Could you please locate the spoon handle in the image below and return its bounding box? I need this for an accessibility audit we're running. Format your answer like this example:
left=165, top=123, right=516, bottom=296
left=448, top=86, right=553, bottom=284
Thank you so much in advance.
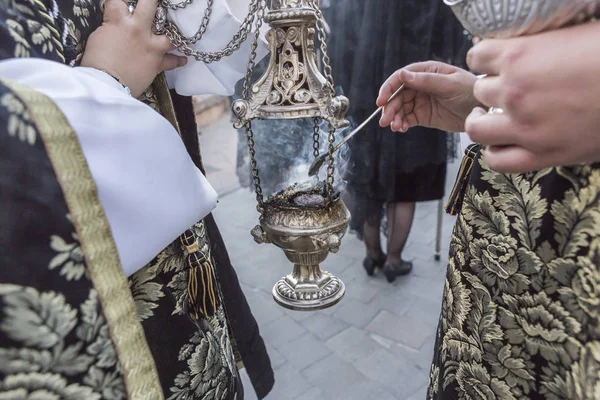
left=333, top=84, right=405, bottom=152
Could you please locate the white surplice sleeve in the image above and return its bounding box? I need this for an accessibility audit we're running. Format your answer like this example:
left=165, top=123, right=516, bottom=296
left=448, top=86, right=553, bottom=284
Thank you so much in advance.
left=0, top=58, right=218, bottom=276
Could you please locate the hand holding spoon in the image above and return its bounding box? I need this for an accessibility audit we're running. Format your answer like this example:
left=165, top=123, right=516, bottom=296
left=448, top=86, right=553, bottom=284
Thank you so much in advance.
left=307, top=84, right=405, bottom=177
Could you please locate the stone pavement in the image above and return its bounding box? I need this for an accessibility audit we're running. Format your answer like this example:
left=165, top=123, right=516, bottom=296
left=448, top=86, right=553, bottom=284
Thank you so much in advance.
left=200, top=112, right=460, bottom=400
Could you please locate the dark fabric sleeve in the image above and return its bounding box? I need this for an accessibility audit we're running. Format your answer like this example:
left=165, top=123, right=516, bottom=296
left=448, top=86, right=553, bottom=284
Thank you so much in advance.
left=169, top=90, right=275, bottom=399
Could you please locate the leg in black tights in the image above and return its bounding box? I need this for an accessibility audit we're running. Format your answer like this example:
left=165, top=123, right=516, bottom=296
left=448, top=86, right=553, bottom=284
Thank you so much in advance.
left=383, top=202, right=416, bottom=282
left=361, top=201, right=385, bottom=276
left=386, top=202, right=416, bottom=264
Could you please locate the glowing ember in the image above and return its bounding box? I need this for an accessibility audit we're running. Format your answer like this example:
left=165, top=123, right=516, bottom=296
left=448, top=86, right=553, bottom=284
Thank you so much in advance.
left=293, top=194, right=325, bottom=207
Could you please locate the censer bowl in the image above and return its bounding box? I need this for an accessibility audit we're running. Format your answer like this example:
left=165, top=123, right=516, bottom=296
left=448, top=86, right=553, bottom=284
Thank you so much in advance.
left=251, top=182, right=350, bottom=311
left=444, top=0, right=599, bottom=38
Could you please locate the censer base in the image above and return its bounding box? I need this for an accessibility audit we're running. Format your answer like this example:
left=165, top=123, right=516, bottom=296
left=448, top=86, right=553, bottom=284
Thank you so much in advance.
left=272, top=271, right=345, bottom=311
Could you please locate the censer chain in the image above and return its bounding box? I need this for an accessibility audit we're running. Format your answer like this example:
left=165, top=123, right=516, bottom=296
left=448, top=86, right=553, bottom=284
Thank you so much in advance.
left=312, top=117, right=320, bottom=158
left=241, top=0, right=266, bottom=213
left=310, top=0, right=335, bottom=96
left=326, top=122, right=335, bottom=191
left=159, top=0, right=263, bottom=63
left=162, top=0, right=214, bottom=46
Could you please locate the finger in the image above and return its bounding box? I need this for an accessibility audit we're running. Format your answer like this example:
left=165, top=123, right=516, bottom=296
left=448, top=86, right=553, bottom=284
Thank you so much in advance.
left=401, top=69, right=457, bottom=97
left=391, top=113, right=412, bottom=133
left=391, top=101, right=420, bottom=132
left=466, top=39, right=505, bottom=76
left=133, top=0, right=158, bottom=26
left=159, top=54, right=188, bottom=71
left=472, top=75, right=502, bottom=109
left=465, top=107, right=521, bottom=147
left=482, top=145, right=551, bottom=173
left=103, top=0, right=128, bottom=21
left=380, top=95, right=408, bottom=127
left=377, top=70, right=403, bottom=107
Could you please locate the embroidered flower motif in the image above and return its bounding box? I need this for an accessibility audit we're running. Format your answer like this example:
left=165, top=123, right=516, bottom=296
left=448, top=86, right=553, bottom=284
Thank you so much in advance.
left=1, top=92, right=36, bottom=145
left=551, top=255, right=600, bottom=321
left=499, top=292, right=581, bottom=365
left=49, top=233, right=86, bottom=281
left=470, top=235, right=542, bottom=294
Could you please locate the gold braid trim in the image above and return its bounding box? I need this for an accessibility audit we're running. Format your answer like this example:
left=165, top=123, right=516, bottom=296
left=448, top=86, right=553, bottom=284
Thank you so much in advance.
left=1, top=79, right=164, bottom=400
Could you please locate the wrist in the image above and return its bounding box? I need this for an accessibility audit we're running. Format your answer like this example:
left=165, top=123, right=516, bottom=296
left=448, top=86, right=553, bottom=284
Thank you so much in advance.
left=96, top=69, right=131, bottom=96
left=76, top=67, right=133, bottom=96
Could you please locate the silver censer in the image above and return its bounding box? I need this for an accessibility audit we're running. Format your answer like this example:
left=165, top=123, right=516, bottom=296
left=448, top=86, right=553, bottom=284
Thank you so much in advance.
left=444, top=0, right=599, bottom=38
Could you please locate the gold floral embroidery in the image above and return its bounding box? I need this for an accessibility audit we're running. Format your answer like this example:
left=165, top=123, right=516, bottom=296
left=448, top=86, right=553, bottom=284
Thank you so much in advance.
left=1, top=92, right=36, bottom=144
left=129, top=268, right=165, bottom=322
left=49, top=232, right=87, bottom=281
left=429, top=156, right=600, bottom=399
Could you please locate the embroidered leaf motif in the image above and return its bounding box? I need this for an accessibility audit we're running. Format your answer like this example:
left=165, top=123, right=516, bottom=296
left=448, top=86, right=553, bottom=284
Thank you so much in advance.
left=52, top=343, right=93, bottom=375
left=0, top=372, right=100, bottom=400
left=129, top=268, right=164, bottom=322
left=466, top=285, right=503, bottom=345
left=463, top=188, right=510, bottom=239
left=442, top=328, right=482, bottom=363
left=482, top=165, right=547, bottom=249
left=552, top=170, right=600, bottom=258
left=0, top=286, right=77, bottom=349
left=0, top=348, right=52, bottom=375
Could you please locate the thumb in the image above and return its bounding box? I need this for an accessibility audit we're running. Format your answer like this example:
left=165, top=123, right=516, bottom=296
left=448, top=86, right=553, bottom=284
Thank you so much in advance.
left=159, top=54, right=188, bottom=71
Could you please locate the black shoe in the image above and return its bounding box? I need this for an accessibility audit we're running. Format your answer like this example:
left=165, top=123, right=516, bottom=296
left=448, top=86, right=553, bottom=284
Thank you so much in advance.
left=383, top=260, right=413, bottom=283
left=363, top=255, right=386, bottom=276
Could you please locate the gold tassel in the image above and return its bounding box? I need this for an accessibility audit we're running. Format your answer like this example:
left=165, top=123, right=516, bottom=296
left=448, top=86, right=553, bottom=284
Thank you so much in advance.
left=181, top=230, right=219, bottom=319
left=445, top=144, right=481, bottom=216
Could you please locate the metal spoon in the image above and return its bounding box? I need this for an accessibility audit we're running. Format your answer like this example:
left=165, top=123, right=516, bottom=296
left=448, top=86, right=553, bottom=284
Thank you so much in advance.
left=307, top=84, right=405, bottom=177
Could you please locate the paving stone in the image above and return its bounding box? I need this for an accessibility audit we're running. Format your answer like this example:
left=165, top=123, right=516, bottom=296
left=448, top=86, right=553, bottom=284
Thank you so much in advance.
left=407, top=384, right=428, bottom=400
left=391, top=339, right=437, bottom=372
left=394, top=274, right=445, bottom=302
left=277, top=333, right=332, bottom=370
left=325, top=327, right=384, bottom=363
left=265, top=345, right=286, bottom=369
left=301, top=353, right=369, bottom=398
left=353, top=346, right=412, bottom=386
left=298, top=313, right=349, bottom=341
left=294, top=387, right=325, bottom=400
left=262, top=315, right=308, bottom=350
left=243, top=289, right=284, bottom=326
left=366, top=311, right=433, bottom=350
left=332, top=298, right=380, bottom=328
left=368, top=290, right=417, bottom=318
left=387, top=371, right=430, bottom=400
left=403, top=296, right=443, bottom=327
left=265, top=363, right=313, bottom=400
left=342, top=278, right=381, bottom=304
left=333, top=381, right=398, bottom=400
